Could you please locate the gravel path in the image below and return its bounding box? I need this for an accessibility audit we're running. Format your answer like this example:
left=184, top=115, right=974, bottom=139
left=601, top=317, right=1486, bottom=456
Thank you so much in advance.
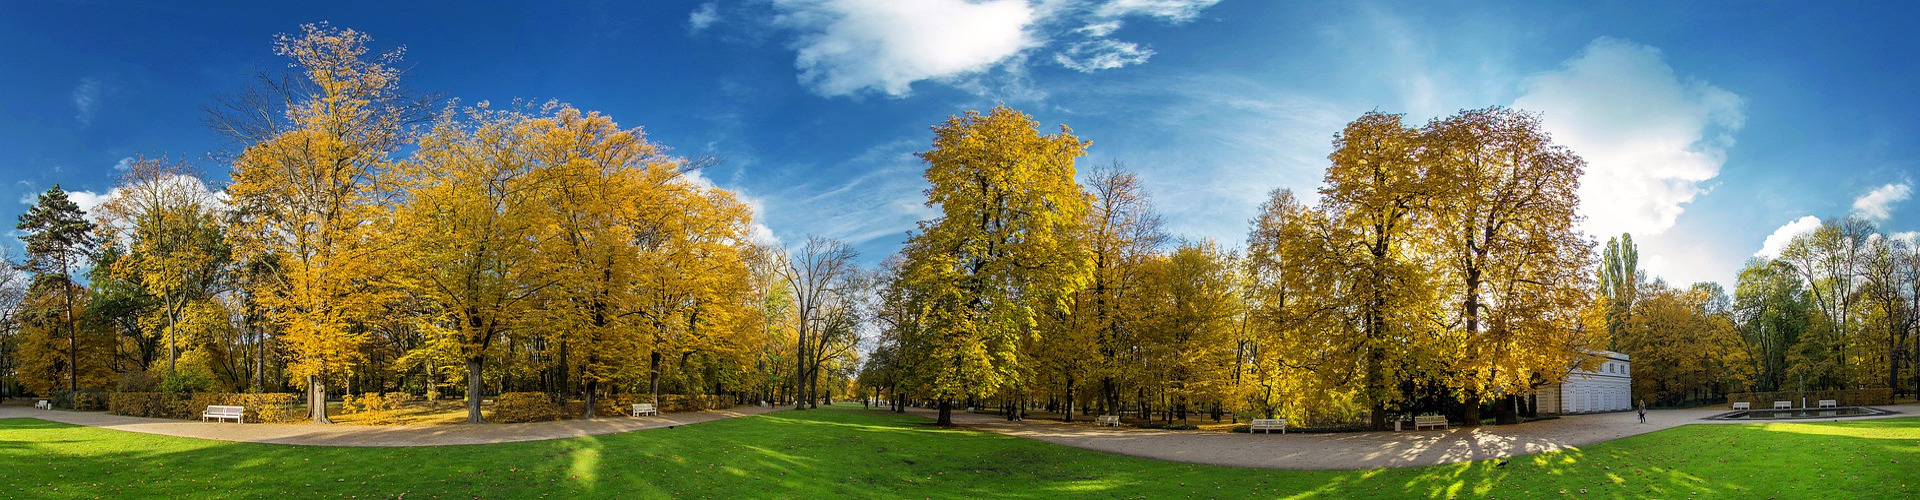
left=906, top=403, right=1915, bottom=470
left=0, top=401, right=781, bottom=447
left=6, top=399, right=1909, bottom=469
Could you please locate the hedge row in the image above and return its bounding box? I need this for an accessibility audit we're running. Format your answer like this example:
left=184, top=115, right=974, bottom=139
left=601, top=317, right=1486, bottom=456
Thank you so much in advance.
left=656, top=394, right=738, bottom=412
left=108, top=393, right=302, bottom=423
left=493, top=392, right=565, bottom=423
left=495, top=393, right=741, bottom=422
left=1726, top=388, right=1892, bottom=407
left=50, top=390, right=109, bottom=411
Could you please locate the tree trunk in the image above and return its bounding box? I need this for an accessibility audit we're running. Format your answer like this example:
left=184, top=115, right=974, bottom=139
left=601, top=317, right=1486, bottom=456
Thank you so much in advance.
left=583, top=379, right=599, bottom=418
left=1496, top=395, right=1520, bottom=425
left=936, top=399, right=953, bottom=426
left=465, top=358, right=485, bottom=423
left=167, top=303, right=178, bottom=375
left=649, top=351, right=663, bottom=407
left=64, top=270, right=76, bottom=401
left=1063, top=378, right=1075, bottom=423
left=1461, top=396, right=1482, bottom=427
left=308, top=375, right=331, bottom=424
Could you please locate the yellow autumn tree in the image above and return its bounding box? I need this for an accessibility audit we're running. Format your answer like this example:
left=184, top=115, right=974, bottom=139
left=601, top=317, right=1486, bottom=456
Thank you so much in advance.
left=1422, top=107, right=1595, bottom=425
left=225, top=24, right=420, bottom=423
left=900, top=105, right=1093, bottom=425
left=630, top=175, right=758, bottom=406
left=1620, top=281, right=1754, bottom=404
left=1318, top=111, right=1438, bottom=429
left=395, top=103, right=560, bottom=423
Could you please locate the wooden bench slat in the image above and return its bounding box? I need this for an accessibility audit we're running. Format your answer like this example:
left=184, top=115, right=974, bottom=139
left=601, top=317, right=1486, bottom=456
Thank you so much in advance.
left=202, top=405, right=244, bottom=423
left=1413, top=415, right=1448, bottom=430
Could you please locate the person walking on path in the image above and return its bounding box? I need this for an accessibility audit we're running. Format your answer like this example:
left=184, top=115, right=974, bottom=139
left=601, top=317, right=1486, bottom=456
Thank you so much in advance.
left=1637, top=400, right=1646, bottom=424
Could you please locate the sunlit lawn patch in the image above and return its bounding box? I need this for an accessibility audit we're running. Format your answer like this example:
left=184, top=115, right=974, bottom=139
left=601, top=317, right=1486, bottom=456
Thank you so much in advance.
left=3, top=407, right=1915, bottom=498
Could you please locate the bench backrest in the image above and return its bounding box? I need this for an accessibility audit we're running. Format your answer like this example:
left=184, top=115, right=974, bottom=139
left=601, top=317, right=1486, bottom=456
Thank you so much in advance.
left=635, top=403, right=656, bottom=409
left=1414, top=416, right=1446, bottom=424
left=1732, top=402, right=1750, bottom=409
left=1250, top=418, right=1284, bottom=426
left=1773, top=401, right=1792, bottom=408
left=1818, top=399, right=1836, bottom=404
left=1095, top=415, right=1119, bottom=423
left=207, top=405, right=244, bottom=415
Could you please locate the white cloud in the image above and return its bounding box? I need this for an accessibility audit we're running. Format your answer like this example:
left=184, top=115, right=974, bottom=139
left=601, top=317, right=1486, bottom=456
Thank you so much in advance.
left=773, top=0, right=1039, bottom=97
left=1850, top=182, right=1911, bottom=222
left=681, top=169, right=782, bottom=247
left=112, top=157, right=134, bottom=171
left=1893, top=231, right=1919, bottom=247
left=767, top=0, right=1224, bottom=97
left=1093, top=0, right=1221, bottom=22
left=1755, top=215, right=1821, bottom=259
left=72, top=77, right=103, bottom=125
left=1055, top=38, right=1154, bottom=72
left=688, top=3, right=719, bottom=33
left=1513, top=37, right=1745, bottom=240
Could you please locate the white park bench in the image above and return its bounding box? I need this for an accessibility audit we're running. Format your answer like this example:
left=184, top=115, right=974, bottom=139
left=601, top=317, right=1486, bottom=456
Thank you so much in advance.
left=1818, top=399, right=1838, bottom=408
left=1248, top=418, right=1287, bottom=434
left=201, top=405, right=244, bottom=423
left=1773, top=401, right=1792, bottom=409
left=631, top=403, right=659, bottom=416
left=1095, top=415, right=1120, bottom=426
left=35, top=400, right=51, bottom=410
left=1731, top=402, right=1751, bottom=410
left=1413, top=415, right=1449, bottom=430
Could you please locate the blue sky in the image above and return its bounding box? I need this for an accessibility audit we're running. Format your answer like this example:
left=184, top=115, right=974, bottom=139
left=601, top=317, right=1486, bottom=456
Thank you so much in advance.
left=2, top=1, right=1915, bottom=289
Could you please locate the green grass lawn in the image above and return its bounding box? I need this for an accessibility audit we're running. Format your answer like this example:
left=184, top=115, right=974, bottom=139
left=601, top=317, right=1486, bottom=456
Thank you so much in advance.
left=3, top=407, right=1915, bottom=499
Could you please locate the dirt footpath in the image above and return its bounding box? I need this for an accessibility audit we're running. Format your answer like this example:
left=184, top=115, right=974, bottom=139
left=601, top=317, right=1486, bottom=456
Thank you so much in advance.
left=0, top=401, right=781, bottom=446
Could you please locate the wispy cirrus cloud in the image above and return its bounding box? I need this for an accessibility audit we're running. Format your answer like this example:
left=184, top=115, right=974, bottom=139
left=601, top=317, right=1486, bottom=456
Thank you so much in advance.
left=72, top=77, right=103, bottom=125
left=688, top=2, right=719, bottom=33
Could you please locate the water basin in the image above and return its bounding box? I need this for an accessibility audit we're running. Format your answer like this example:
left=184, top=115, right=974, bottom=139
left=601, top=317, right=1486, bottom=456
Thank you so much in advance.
left=1706, top=406, right=1893, bottom=420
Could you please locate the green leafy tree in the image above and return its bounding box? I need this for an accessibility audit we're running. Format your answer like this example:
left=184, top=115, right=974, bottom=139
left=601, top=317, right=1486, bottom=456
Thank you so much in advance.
left=16, top=186, right=99, bottom=400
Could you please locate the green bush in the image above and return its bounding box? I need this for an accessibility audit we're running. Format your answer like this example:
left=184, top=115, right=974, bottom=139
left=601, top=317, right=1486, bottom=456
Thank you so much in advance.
left=53, top=390, right=108, bottom=411
left=493, top=392, right=564, bottom=423
left=117, top=371, right=160, bottom=392
left=159, top=370, right=214, bottom=394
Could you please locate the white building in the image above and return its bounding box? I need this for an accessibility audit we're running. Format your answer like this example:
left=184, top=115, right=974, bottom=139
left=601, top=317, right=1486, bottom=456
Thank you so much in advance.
left=1535, top=350, right=1632, bottom=414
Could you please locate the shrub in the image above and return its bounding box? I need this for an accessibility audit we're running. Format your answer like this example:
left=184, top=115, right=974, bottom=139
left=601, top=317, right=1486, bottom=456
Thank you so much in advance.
left=109, top=392, right=187, bottom=418
left=654, top=394, right=739, bottom=412
left=52, top=390, right=109, bottom=411
left=342, top=392, right=403, bottom=425
left=117, top=371, right=160, bottom=392
left=159, top=370, right=214, bottom=394
left=493, top=392, right=563, bottom=423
